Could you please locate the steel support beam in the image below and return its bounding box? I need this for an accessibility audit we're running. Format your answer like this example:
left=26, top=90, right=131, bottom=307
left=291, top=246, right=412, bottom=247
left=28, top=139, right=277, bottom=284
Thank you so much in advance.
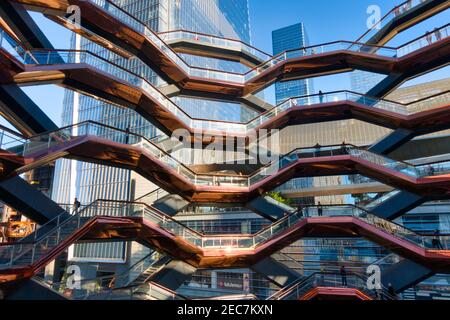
left=4, top=278, right=67, bottom=300
left=391, top=135, right=450, bottom=161
left=369, top=190, right=427, bottom=221
left=252, top=257, right=302, bottom=287
left=152, top=194, right=190, bottom=217
left=0, top=2, right=55, bottom=50
left=150, top=260, right=196, bottom=291
left=369, top=128, right=416, bottom=156
left=0, top=176, right=69, bottom=225
left=246, top=196, right=294, bottom=222
left=363, top=0, right=449, bottom=46
left=381, top=259, right=434, bottom=293
left=0, top=84, right=58, bottom=136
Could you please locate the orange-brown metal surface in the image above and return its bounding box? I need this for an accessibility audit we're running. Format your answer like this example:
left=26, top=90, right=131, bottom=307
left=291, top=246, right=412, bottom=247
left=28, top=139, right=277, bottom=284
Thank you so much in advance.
left=298, top=287, right=373, bottom=300
left=2, top=136, right=450, bottom=203
left=1, top=214, right=450, bottom=285
left=0, top=49, right=449, bottom=142
left=7, top=0, right=450, bottom=98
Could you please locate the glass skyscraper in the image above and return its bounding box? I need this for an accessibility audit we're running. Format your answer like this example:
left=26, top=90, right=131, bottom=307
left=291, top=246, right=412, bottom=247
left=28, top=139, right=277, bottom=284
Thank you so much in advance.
left=350, top=70, right=386, bottom=94
left=51, top=0, right=252, bottom=268
left=167, top=0, right=250, bottom=42
left=272, top=23, right=314, bottom=105
left=272, top=23, right=315, bottom=201
left=168, top=0, right=256, bottom=124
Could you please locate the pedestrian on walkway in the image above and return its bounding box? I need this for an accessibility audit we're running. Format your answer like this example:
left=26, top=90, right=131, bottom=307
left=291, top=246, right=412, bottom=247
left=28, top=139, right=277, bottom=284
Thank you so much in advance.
left=73, top=197, right=81, bottom=214
left=341, top=141, right=348, bottom=154
left=432, top=229, right=444, bottom=249
left=314, top=143, right=322, bottom=157
left=434, top=27, right=442, bottom=41
left=319, top=90, right=324, bottom=104
left=297, top=203, right=304, bottom=217
left=125, top=126, right=131, bottom=144
left=425, top=31, right=433, bottom=45
left=317, top=201, right=323, bottom=217
left=340, top=265, right=347, bottom=287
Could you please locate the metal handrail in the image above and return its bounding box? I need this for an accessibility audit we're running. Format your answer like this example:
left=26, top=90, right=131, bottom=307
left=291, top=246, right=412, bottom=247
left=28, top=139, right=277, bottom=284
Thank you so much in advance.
left=83, top=0, right=446, bottom=78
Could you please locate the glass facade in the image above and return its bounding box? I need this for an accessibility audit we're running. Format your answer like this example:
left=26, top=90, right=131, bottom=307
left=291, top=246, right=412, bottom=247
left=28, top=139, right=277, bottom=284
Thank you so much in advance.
left=272, top=23, right=314, bottom=105
left=272, top=22, right=314, bottom=201
left=350, top=70, right=386, bottom=94
left=167, top=0, right=250, bottom=43
left=34, top=0, right=449, bottom=301
left=167, top=0, right=256, bottom=123
left=51, top=0, right=252, bottom=263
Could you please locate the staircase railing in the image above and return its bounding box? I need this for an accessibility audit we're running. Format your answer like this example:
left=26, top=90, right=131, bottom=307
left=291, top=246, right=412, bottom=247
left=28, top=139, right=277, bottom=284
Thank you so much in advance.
left=1, top=198, right=448, bottom=272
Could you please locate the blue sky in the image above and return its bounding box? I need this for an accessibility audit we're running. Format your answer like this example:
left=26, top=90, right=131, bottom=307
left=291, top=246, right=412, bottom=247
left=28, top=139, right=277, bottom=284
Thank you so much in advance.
left=249, top=0, right=449, bottom=101
left=3, top=1, right=449, bottom=129
left=250, top=0, right=393, bottom=52
left=250, top=0, right=448, bottom=51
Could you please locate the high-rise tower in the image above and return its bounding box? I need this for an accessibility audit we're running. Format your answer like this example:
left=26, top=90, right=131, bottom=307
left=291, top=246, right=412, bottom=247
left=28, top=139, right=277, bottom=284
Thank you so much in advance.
left=51, top=0, right=252, bottom=272
left=272, top=23, right=314, bottom=105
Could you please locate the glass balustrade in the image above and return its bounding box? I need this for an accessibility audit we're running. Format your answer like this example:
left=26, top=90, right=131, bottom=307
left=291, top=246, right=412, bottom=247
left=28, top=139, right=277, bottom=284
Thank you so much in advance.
left=347, top=148, right=419, bottom=177
left=244, top=90, right=447, bottom=131
left=40, top=278, right=184, bottom=300
left=1, top=26, right=449, bottom=138
left=356, top=0, right=435, bottom=44
left=3, top=121, right=450, bottom=192
left=40, top=250, right=164, bottom=299
left=14, top=0, right=447, bottom=86
left=364, top=190, right=401, bottom=210
left=89, top=0, right=243, bottom=83
left=0, top=28, right=26, bottom=63
left=245, top=24, right=449, bottom=81
left=159, top=30, right=271, bottom=62
left=371, top=253, right=403, bottom=273
left=105, top=282, right=185, bottom=300
left=244, top=42, right=393, bottom=81
left=416, top=161, right=450, bottom=177
left=0, top=129, right=26, bottom=154
left=303, top=205, right=450, bottom=250
left=407, top=91, right=450, bottom=113
left=1, top=195, right=448, bottom=274
left=0, top=211, right=91, bottom=269
left=135, top=188, right=169, bottom=206
left=113, top=251, right=162, bottom=287
left=397, top=25, right=449, bottom=57
left=58, top=271, right=395, bottom=300
left=141, top=201, right=450, bottom=251
left=268, top=272, right=378, bottom=300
